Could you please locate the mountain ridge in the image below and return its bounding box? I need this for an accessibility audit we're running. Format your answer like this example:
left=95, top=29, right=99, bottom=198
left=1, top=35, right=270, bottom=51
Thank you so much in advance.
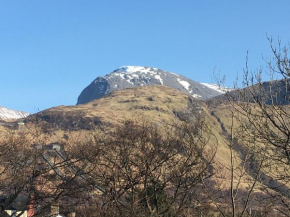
left=0, top=106, right=29, bottom=121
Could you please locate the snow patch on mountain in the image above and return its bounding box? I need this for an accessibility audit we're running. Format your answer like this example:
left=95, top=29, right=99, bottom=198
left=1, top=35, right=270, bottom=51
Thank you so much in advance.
left=112, top=66, right=179, bottom=78
left=201, top=83, right=233, bottom=94
left=177, top=78, right=190, bottom=91
left=0, top=107, right=30, bottom=121
left=115, top=66, right=157, bottom=75
left=192, top=94, right=202, bottom=99
left=155, top=75, right=163, bottom=85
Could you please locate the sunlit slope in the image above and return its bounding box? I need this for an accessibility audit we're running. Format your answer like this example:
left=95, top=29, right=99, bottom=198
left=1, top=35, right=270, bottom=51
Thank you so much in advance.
left=207, top=99, right=290, bottom=198
left=24, top=85, right=247, bottom=173
left=27, top=85, right=204, bottom=130
left=25, top=85, right=246, bottom=181
left=3, top=85, right=282, bottom=202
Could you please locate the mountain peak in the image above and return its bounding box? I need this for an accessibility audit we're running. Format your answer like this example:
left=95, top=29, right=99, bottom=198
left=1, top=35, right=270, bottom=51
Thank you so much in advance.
left=77, top=66, right=224, bottom=105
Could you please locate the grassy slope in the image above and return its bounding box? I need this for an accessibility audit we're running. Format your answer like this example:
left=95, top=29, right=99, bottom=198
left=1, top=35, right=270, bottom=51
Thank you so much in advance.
left=38, top=85, right=201, bottom=125
left=24, top=86, right=254, bottom=188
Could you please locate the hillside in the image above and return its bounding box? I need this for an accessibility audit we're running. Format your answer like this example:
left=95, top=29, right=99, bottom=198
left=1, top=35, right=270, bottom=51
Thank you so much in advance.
left=24, top=86, right=263, bottom=188
left=24, top=86, right=232, bottom=172
left=2, top=85, right=290, bottom=216
left=27, top=85, right=204, bottom=131
left=23, top=85, right=281, bottom=180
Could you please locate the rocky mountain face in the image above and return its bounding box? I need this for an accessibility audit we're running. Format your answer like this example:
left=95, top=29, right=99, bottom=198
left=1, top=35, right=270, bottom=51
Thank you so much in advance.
left=0, top=106, right=29, bottom=121
left=77, top=66, right=225, bottom=105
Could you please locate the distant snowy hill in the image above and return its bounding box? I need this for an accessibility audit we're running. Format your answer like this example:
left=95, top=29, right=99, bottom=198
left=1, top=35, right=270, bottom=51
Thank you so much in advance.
left=77, top=66, right=225, bottom=104
left=0, top=106, right=30, bottom=121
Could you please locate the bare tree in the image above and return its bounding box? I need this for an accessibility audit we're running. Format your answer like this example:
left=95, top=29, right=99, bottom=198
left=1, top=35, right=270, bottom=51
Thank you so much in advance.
left=68, top=116, right=217, bottom=217
left=205, top=101, right=268, bottom=217
left=0, top=110, right=217, bottom=217
left=0, top=129, right=94, bottom=216
left=220, top=37, right=290, bottom=216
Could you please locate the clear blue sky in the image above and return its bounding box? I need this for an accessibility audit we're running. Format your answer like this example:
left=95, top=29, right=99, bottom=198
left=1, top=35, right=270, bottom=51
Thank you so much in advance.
left=1, top=1, right=290, bottom=113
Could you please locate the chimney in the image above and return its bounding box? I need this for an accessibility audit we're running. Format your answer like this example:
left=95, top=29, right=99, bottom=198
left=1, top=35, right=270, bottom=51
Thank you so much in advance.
left=68, top=212, right=76, bottom=217
left=27, top=194, right=35, bottom=217
left=51, top=202, right=59, bottom=217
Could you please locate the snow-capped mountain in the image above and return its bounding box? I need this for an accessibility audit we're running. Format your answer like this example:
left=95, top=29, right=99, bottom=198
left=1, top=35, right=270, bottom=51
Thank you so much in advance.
left=0, top=106, right=30, bottom=121
left=77, top=66, right=224, bottom=105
